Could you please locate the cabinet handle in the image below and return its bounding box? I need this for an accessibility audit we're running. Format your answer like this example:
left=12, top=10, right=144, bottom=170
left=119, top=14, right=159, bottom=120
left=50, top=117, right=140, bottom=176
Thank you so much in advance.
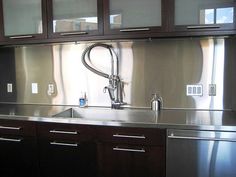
left=0, top=137, right=22, bottom=143
left=113, top=134, right=146, bottom=139
left=0, top=126, right=21, bottom=131
left=49, top=130, right=78, bottom=135
left=50, top=141, right=78, bottom=147
left=168, top=135, right=236, bottom=142
left=9, top=35, right=34, bottom=39
left=113, top=147, right=145, bottom=153
left=187, top=25, right=220, bottom=29
left=120, top=28, right=150, bottom=32
left=60, top=32, right=88, bottom=36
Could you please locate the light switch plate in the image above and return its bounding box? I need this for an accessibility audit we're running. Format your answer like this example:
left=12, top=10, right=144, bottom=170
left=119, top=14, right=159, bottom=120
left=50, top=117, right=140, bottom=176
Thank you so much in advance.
left=32, top=83, right=38, bottom=94
left=7, top=83, right=13, bottom=93
left=186, top=85, right=203, bottom=96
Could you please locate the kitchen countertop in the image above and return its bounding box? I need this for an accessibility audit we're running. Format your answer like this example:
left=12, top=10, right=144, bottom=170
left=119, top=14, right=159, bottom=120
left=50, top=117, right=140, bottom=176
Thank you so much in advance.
left=0, top=104, right=236, bottom=131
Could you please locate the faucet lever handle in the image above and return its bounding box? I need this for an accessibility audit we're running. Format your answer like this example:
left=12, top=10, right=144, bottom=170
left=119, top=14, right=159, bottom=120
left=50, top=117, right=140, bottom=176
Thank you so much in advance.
left=103, top=87, right=107, bottom=93
left=103, top=86, right=115, bottom=101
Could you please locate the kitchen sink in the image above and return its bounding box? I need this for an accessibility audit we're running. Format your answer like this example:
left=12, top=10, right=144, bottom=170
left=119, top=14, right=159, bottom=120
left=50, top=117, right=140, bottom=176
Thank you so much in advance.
left=52, top=107, right=158, bottom=123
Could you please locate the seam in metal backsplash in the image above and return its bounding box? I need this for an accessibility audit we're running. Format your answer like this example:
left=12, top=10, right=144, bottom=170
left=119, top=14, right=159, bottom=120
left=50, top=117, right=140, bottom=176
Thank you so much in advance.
left=0, top=37, right=235, bottom=110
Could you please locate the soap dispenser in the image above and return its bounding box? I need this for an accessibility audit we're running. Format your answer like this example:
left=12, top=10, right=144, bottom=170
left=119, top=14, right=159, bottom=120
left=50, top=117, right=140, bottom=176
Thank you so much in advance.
left=79, top=92, right=87, bottom=107
left=151, top=93, right=162, bottom=111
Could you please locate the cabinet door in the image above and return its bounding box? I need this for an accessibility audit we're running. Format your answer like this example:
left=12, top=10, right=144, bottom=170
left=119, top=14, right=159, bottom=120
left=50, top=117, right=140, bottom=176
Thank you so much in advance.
left=0, top=0, right=47, bottom=41
left=98, top=143, right=165, bottom=177
left=47, top=0, right=103, bottom=38
left=104, top=0, right=167, bottom=35
left=0, top=136, right=39, bottom=177
left=39, top=138, right=97, bottom=177
left=173, top=0, right=236, bottom=32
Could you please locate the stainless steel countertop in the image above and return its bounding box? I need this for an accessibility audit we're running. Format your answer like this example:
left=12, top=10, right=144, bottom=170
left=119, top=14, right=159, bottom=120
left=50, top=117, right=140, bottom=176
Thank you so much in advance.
left=0, top=104, right=236, bottom=131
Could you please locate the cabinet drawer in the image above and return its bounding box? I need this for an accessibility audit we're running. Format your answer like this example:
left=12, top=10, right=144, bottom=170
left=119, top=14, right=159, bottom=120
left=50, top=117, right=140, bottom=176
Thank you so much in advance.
left=0, top=120, right=36, bottom=137
left=97, top=126, right=166, bottom=146
left=98, top=142, right=165, bottom=177
left=37, top=122, right=96, bottom=141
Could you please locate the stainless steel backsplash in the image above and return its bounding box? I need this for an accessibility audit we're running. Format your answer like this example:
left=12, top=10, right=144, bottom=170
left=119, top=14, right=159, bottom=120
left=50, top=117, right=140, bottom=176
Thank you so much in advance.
left=0, top=37, right=235, bottom=110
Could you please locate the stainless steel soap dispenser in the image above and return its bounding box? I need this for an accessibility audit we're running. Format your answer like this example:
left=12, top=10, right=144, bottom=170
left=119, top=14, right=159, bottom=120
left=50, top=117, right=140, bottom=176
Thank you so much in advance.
left=151, top=93, right=162, bottom=111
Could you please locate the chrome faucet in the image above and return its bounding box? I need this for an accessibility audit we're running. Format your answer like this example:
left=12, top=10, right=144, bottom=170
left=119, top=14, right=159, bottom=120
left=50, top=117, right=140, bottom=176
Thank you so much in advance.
left=82, top=43, right=126, bottom=109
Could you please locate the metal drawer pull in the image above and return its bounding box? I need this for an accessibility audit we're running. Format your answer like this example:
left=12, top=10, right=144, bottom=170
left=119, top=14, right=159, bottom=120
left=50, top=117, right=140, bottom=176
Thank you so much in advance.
left=0, top=137, right=22, bottom=142
left=113, top=147, right=145, bottom=153
left=60, top=31, right=88, bottom=36
left=9, top=35, right=34, bottom=39
left=187, top=25, right=220, bottom=29
left=49, top=130, right=78, bottom=135
left=50, top=141, right=78, bottom=147
left=0, top=126, right=21, bottom=130
left=168, top=135, right=236, bottom=142
left=120, top=28, right=150, bottom=32
left=113, top=134, right=146, bottom=139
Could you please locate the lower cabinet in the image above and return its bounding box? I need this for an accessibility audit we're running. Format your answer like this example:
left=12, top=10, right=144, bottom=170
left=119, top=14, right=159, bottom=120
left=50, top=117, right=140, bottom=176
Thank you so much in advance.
left=37, top=123, right=97, bottom=177
left=97, top=127, right=166, bottom=177
left=0, top=120, right=166, bottom=177
left=97, top=143, right=165, bottom=177
left=0, top=120, right=39, bottom=177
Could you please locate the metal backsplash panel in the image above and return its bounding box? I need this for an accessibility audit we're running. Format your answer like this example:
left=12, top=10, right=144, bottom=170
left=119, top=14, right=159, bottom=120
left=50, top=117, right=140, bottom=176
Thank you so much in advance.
left=0, top=37, right=235, bottom=110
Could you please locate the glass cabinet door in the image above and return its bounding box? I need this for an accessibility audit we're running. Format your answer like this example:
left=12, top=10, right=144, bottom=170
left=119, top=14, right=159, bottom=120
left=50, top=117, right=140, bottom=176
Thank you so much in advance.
left=174, top=0, right=235, bottom=30
left=49, top=0, right=101, bottom=37
left=106, top=0, right=163, bottom=33
left=2, top=0, right=45, bottom=37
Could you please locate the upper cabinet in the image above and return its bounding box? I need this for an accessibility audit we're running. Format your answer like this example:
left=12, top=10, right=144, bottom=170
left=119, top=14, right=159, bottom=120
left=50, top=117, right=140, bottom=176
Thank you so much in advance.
left=0, top=0, right=236, bottom=44
left=171, top=0, right=236, bottom=33
left=47, top=0, right=103, bottom=38
left=0, top=0, right=47, bottom=41
left=103, top=0, right=167, bottom=36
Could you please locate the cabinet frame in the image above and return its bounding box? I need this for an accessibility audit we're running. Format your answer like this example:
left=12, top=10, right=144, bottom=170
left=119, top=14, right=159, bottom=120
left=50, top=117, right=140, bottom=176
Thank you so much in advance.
left=47, top=0, right=104, bottom=39
left=103, top=0, right=170, bottom=38
left=168, top=0, right=236, bottom=36
left=0, top=0, right=48, bottom=42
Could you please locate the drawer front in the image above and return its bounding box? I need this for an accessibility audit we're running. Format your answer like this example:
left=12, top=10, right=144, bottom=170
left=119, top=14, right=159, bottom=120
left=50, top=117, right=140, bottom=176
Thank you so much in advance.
left=37, top=122, right=96, bottom=141
left=98, top=142, right=165, bottom=177
left=0, top=120, right=36, bottom=137
left=97, top=126, right=166, bottom=146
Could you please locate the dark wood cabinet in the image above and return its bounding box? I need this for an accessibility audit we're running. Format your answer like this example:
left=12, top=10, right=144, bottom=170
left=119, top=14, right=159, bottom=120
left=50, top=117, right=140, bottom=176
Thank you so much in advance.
left=0, top=120, right=39, bottom=177
left=47, top=0, right=103, bottom=39
left=169, top=0, right=236, bottom=36
left=0, top=0, right=47, bottom=42
left=103, top=0, right=169, bottom=38
left=98, top=143, right=165, bottom=177
left=37, top=122, right=97, bottom=177
left=97, top=126, right=166, bottom=177
left=0, top=0, right=236, bottom=44
left=0, top=118, right=166, bottom=177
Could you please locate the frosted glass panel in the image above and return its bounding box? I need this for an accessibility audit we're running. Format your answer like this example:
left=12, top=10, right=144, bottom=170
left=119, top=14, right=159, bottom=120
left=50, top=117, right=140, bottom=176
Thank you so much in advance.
left=53, top=0, right=98, bottom=32
left=110, top=0, right=161, bottom=29
left=3, top=0, right=43, bottom=36
left=175, top=0, right=235, bottom=25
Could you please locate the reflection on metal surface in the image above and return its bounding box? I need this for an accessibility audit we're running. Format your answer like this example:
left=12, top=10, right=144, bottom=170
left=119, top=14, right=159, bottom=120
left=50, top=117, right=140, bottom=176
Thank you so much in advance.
left=0, top=37, right=235, bottom=110
left=167, top=129, right=236, bottom=177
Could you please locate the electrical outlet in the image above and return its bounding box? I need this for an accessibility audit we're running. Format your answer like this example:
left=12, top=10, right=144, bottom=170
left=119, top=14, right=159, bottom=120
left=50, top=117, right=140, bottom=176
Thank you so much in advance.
left=186, top=85, right=203, bottom=96
left=32, top=83, right=38, bottom=94
left=47, top=84, right=54, bottom=95
left=209, top=84, right=216, bottom=96
left=7, top=83, right=12, bottom=93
